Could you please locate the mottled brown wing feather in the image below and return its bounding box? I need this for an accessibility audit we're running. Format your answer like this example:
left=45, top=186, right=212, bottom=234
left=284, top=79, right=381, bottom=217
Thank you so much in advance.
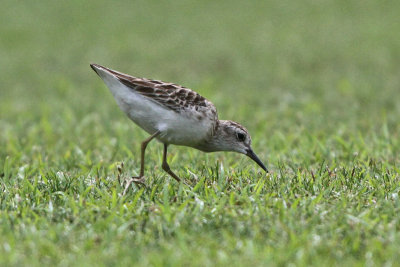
left=95, top=64, right=219, bottom=135
left=112, top=70, right=216, bottom=115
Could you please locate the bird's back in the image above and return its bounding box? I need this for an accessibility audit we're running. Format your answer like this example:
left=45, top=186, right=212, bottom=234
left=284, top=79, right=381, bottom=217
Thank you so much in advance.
left=91, top=64, right=219, bottom=146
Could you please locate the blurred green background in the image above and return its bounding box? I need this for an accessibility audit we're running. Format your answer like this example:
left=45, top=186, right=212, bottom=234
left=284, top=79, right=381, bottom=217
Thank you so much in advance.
left=1, top=0, right=400, bottom=266
left=2, top=0, right=399, bottom=133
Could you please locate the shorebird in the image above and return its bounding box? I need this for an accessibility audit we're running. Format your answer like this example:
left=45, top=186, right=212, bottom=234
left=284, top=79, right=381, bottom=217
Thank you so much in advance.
left=90, top=64, right=267, bottom=193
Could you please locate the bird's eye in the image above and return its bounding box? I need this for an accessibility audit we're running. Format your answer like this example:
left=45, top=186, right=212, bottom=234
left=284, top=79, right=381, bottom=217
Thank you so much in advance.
left=236, top=132, right=246, bottom=142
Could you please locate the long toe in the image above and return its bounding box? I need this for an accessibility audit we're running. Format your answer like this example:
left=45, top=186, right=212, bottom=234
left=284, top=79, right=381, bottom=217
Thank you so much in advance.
left=122, top=176, right=147, bottom=196
left=131, top=177, right=147, bottom=186
left=182, top=179, right=191, bottom=188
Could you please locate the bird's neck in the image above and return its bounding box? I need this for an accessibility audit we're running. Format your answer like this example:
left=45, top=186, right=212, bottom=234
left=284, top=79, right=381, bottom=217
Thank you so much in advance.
left=193, top=120, right=227, bottom=152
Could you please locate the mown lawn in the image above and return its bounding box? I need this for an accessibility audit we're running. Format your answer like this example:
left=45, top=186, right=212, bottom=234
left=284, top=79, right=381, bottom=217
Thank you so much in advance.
left=1, top=0, right=400, bottom=266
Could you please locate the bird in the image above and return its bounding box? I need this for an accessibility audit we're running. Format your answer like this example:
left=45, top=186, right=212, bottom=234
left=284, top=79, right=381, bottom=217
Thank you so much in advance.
left=90, top=63, right=267, bottom=193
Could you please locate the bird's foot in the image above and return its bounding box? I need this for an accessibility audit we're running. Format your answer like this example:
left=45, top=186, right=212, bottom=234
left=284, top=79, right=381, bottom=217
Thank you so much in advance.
left=122, top=176, right=146, bottom=196
left=181, top=179, right=191, bottom=188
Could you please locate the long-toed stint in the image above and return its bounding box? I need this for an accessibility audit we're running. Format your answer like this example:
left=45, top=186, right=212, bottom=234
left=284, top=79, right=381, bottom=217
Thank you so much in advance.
left=90, top=64, right=267, bottom=194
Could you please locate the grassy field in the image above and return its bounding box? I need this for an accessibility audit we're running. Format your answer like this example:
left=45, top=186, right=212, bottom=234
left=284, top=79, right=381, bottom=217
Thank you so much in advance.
left=1, top=0, right=400, bottom=266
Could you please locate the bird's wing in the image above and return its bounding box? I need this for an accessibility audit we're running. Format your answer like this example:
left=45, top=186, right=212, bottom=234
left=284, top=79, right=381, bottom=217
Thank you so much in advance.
left=97, top=65, right=218, bottom=118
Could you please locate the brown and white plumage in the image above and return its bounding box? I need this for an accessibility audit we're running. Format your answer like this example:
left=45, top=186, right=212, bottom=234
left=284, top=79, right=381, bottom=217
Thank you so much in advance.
left=91, top=64, right=218, bottom=146
left=90, top=63, right=267, bottom=191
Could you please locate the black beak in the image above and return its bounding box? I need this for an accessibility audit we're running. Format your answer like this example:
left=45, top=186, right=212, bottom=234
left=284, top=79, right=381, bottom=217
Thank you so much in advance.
left=90, top=63, right=100, bottom=75
left=246, top=148, right=268, bottom=173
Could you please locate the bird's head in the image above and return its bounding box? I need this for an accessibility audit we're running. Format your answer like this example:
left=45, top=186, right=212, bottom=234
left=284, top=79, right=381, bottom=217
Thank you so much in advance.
left=203, top=120, right=268, bottom=172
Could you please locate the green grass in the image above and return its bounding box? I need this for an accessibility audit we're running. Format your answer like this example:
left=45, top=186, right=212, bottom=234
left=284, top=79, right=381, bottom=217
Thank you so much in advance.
left=1, top=0, right=400, bottom=266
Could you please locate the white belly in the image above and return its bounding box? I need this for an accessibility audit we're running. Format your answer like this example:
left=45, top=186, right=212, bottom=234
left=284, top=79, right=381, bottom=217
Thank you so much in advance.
left=99, top=71, right=213, bottom=146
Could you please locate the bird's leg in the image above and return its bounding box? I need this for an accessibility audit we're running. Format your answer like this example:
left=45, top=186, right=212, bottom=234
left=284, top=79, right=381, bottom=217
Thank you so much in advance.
left=123, top=131, right=160, bottom=195
left=161, top=143, right=182, bottom=183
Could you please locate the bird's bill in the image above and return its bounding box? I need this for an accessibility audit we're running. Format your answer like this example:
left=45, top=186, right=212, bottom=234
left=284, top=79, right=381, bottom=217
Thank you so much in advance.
left=246, top=148, right=268, bottom=173
left=90, top=63, right=104, bottom=75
